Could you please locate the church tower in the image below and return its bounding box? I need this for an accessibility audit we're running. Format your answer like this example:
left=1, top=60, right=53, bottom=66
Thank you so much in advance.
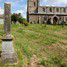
left=27, top=0, right=39, bottom=22
left=27, top=0, right=39, bottom=7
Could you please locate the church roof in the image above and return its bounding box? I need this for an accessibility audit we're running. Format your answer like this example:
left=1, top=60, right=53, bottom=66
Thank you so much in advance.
left=38, top=6, right=67, bottom=8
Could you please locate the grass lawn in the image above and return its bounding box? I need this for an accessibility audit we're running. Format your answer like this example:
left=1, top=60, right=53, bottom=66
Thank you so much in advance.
left=0, top=24, right=67, bottom=67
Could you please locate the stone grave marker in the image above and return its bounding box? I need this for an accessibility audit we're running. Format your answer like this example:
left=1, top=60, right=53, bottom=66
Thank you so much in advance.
left=1, top=2, right=17, bottom=64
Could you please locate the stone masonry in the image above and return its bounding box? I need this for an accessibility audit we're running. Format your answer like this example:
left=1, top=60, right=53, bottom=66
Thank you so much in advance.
left=1, top=2, right=17, bottom=64
left=27, top=0, right=67, bottom=24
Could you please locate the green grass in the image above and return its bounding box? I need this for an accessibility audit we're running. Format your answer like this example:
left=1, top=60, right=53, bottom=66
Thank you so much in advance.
left=0, top=24, right=67, bottom=67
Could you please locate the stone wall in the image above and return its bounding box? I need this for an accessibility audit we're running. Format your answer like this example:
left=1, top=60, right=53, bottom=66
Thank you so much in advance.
left=27, top=0, right=67, bottom=24
left=29, top=14, right=67, bottom=24
left=28, top=6, right=37, bottom=14
left=29, top=15, right=39, bottom=24
left=38, top=6, right=67, bottom=14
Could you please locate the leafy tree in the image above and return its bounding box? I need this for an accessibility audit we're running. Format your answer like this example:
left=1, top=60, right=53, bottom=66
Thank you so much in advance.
left=11, top=13, right=27, bottom=24
left=18, top=17, right=23, bottom=24
left=11, top=13, right=18, bottom=24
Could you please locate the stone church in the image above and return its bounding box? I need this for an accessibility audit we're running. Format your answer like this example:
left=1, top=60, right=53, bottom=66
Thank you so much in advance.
left=27, top=0, right=67, bottom=24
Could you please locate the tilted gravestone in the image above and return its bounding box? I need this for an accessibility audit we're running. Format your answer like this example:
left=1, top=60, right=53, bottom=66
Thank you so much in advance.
left=1, top=2, right=17, bottom=64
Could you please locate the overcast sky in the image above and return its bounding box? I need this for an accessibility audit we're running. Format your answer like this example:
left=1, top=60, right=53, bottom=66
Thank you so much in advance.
left=0, top=0, right=67, bottom=18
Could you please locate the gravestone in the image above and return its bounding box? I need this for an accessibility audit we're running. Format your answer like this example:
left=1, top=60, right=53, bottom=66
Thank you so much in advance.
left=4, top=2, right=11, bottom=33
left=1, top=2, right=17, bottom=64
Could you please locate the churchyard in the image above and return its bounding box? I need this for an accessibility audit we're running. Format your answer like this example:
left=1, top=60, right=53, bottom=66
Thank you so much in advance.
left=0, top=24, right=67, bottom=67
left=0, top=2, right=66, bottom=67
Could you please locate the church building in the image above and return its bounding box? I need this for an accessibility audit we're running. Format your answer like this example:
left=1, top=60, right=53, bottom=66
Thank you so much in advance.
left=27, top=0, right=67, bottom=24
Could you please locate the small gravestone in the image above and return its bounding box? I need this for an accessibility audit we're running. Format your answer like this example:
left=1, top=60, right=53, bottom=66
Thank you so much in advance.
left=1, top=2, right=17, bottom=64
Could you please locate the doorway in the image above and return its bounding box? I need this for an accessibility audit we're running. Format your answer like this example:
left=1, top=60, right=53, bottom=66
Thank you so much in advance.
left=53, top=17, right=58, bottom=24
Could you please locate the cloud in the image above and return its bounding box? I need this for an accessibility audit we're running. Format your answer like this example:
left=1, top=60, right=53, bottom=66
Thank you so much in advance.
left=0, top=0, right=67, bottom=18
left=10, top=0, right=27, bottom=18
left=15, top=5, right=27, bottom=18
left=40, top=0, right=67, bottom=6
left=15, top=9, right=26, bottom=18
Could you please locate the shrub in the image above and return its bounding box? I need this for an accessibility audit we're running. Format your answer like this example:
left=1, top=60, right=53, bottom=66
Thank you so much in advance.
left=18, top=17, right=23, bottom=24
left=11, top=13, right=18, bottom=24
left=23, top=21, right=29, bottom=26
left=23, top=18, right=29, bottom=26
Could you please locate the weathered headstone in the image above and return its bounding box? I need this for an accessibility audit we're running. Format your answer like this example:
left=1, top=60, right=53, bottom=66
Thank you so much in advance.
left=4, top=2, right=11, bottom=34
left=1, top=2, right=17, bottom=64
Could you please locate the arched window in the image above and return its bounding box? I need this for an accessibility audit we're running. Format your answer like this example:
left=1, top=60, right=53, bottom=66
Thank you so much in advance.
left=34, top=2, right=36, bottom=6
left=44, top=17, right=46, bottom=20
left=63, top=8, right=66, bottom=13
left=43, top=8, right=45, bottom=12
left=66, top=18, right=67, bottom=21
left=56, top=8, right=59, bottom=12
left=49, top=8, right=52, bottom=12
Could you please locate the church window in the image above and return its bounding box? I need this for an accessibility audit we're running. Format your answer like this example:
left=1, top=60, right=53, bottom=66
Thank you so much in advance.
left=34, top=2, right=36, bottom=6
left=44, top=17, right=46, bottom=20
left=49, top=8, right=52, bottom=12
left=63, top=8, right=66, bottom=13
left=66, top=18, right=67, bottom=21
left=56, top=8, right=59, bottom=12
left=43, top=8, right=45, bottom=12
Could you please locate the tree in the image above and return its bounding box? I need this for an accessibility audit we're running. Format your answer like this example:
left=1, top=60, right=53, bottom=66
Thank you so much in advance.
left=18, top=17, right=23, bottom=24
left=11, top=13, right=27, bottom=24
left=11, top=13, right=18, bottom=23
left=11, top=13, right=18, bottom=24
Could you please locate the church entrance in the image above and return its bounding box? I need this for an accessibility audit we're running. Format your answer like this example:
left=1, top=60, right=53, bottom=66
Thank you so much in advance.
left=53, top=17, right=58, bottom=24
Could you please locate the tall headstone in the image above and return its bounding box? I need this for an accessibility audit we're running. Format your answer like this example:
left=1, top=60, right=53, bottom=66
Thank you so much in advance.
left=1, top=2, right=17, bottom=64
left=4, top=2, right=11, bottom=34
